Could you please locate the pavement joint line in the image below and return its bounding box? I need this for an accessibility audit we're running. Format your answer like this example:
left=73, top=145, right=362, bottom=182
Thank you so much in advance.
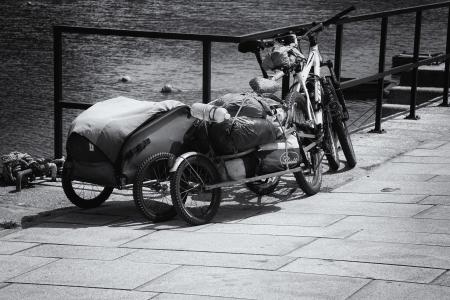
left=117, top=247, right=284, bottom=257
left=2, top=281, right=141, bottom=292
left=110, top=248, right=141, bottom=261
left=132, top=264, right=184, bottom=292
left=272, top=256, right=299, bottom=271
left=426, top=175, right=441, bottom=182
left=9, top=242, right=42, bottom=255
left=150, top=291, right=254, bottom=300
left=0, top=283, right=11, bottom=290
left=430, top=269, right=450, bottom=284
left=116, top=229, right=158, bottom=248
left=323, top=215, right=349, bottom=228
left=342, top=236, right=450, bottom=248
left=342, top=229, right=364, bottom=239
left=3, top=257, right=60, bottom=282
left=345, top=278, right=374, bottom=300
left=411, top=204, right=438, bottom=218
left=285, top=256, right=449, bottom=272
left=283, top=237, right=319, bottom=257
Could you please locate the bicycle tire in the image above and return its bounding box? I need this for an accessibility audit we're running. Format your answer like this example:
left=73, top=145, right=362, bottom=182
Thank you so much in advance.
left=170, top=155, right=221, bottom=225
left=323, top=110, right=340, bottom=171
left=333, top=119, right=357, bottom=168
left=133, top=152, right=177, bottom=222
left=246, top=176, right=280, bottom=196
left=293, top=147, right=322, bottom=195
left=62, top=161, right=113, bottom=209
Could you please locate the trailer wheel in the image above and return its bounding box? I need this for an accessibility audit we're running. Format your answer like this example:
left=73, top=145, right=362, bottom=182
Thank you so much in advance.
left=62, top=161, right=113, bottom=209
left=133, top=152, right=177, bottom=222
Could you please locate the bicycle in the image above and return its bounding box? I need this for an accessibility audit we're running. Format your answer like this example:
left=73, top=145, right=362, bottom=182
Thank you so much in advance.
left=240, top=6, right=357, bottom=193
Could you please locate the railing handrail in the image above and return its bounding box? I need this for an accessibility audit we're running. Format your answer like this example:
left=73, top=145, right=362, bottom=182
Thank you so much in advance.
left=54, top=25, right=240, bottom=43
left=339, top=1, right=450, bottom=24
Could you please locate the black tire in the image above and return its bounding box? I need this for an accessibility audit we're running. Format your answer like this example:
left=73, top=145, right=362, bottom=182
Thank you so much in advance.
left=294, top=147, right=322, bottom=195
left=170, top=155, right=221, bottom=225
left=323, top=111, right=340, bottom=171
left=334, top=119, right=357, bottom=168
left=246, top=176, right=280, bottom=196
left=133, top=152, right=177, bottom=222
left=62, top=161, right=113, bottom=209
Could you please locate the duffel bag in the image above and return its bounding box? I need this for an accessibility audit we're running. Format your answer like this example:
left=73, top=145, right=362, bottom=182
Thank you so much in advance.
left=256, top=134, right=301, bottom=175
left=209, top=117, right=278, bottom=155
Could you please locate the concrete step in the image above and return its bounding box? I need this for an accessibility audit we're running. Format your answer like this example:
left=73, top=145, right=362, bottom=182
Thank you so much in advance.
left=399, top=63, right=449, bottom=87
left=387, top=86, right=443, bottom=105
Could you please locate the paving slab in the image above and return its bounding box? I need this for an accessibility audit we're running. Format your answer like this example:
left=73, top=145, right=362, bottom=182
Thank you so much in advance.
left=428, top=175, right=450, bottom=182
left=17, top=244, right=134, bottom=260
left=432, top=270, right=450, bottom=286
left=364, top=173, right=436, bottom=182
left=10, top=258, right=178, bottom=290
left=237, top=211, right=345, bottom=226
left=419, top=195, right=450, bottom=205
left=0, top=241, right=37, bottom=254
left=373, top=162, right=450, bottom=175
left=1, top=222, right=152, bottom=247
left=414, top=205, right=450, bottom=219
left=417, top=140, right=449, bottom=149
left=0, top=255, right=55, bottom=282
left=400, top=148, right=450, bottom=157
left=310, top=192, right=425, bottom=203
left=279, top=258, right=444, bottom=283
left=276, top=198, right=429, bottom=217
left=139, top=265, right=369, bottom=299
left=123, top=248, right=294, bottom=270
left=391, top=156, right=450, bottom=164
left=328, top=215, right=450, bottom=234
left=0, top=284, right=156, bottom=300
left=197, top=223, right=356, bottom=238
left=47, top=212, right=125, bottom=225
left=349, top=280, right=450, bottom=300
left=152, top=294, right=241, bottom=300
left=349, top=229, right=450, bottom=247
left=334, top=179, right=450, bottom=195
left=288, top=238, right=450, bottom=269
left=122, top=230, right=313, bottom=255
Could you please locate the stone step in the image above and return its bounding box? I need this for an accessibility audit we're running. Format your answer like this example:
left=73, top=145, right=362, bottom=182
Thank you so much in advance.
left=399, top=63, right=450, bottom=87
left=387, top=86, right=444, bottom=105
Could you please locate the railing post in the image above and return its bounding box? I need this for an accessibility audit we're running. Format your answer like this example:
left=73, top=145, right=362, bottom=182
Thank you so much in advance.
left=334, top=24, right=343, bottom=81
left=406, top=10, right=422, bottom=120
left=371, top=17, right=388, bottom=133
left=53, top=27, right=63, bottom=159
left=442, top=7, right=450, bottom=107
left=202, top=40, right=211, bottom=104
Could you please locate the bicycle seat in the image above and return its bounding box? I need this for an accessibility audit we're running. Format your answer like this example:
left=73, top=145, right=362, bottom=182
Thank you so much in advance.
left=249, top=77, right=281, bottom=94
left=238, top=39, right=261, bottom=53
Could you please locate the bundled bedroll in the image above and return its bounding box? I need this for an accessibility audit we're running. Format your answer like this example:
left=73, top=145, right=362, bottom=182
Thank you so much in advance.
left=66, top=96, right=195, bottom=186
left=208, top=93, right=279, bottom=155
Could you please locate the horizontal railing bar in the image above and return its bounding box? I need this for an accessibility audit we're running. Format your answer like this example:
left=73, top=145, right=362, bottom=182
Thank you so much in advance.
left=54, top=25, right=240, bottom=43
left=338, top=1, right=450, bottom=24
left=60, top=101, right=92, bottom=109
left=238, top=22, right=314, bottom=40
left=341, top=54, right=450, bottom=89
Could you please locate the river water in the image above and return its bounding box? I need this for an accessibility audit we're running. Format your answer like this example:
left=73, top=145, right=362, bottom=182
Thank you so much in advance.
left=0, top=0, right=446, bottom=158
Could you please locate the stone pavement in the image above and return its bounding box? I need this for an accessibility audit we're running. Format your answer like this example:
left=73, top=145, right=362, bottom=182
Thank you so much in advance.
left=1, top=101, right=450, bottom=299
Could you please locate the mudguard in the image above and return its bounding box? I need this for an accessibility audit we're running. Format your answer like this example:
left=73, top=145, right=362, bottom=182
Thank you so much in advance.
left=169, top=152, right=211, bottom=173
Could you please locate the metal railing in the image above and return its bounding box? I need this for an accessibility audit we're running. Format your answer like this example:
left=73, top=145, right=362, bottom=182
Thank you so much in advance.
left=53, top=1, right=450, bottom=158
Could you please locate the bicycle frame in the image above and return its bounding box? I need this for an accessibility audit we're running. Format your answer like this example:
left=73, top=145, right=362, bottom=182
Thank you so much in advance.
left=293, top=44, right=323, bottom=126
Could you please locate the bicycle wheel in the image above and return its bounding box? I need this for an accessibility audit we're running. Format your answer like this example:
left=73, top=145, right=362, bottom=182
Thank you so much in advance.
left=333, top=119, right=357, bottom=168
left=170, top=155, right=221, bottom=225
left=62, top=161, right=113, bottom=209
left=133, top=152, right=177, bottom=222
left=246, top=176, right=280, bottom=196
left=323, top=110, right=340, bottom=171
left=293, top=145, right=322, bottom=195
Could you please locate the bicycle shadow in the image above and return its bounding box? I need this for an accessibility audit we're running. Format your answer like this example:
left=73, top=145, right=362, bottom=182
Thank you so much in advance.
left=17, top=177, right=309, bottom=232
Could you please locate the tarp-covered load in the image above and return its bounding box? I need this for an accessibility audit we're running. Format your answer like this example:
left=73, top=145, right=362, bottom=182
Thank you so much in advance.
left=213, top=93, right=272, bottom=118
left=209, top=117, right=278, bottom=155
left=69, top=96, right=186, bottom=163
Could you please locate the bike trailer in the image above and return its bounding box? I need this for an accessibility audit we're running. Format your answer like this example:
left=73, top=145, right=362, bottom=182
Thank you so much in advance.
left=65, top=96, right=195, bottom=187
